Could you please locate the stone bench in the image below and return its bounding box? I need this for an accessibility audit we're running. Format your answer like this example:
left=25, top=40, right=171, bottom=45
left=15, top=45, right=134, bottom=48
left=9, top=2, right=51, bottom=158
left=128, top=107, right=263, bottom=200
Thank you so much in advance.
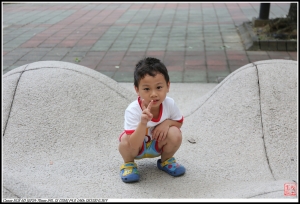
left=3, top=59, right=297, bottom=199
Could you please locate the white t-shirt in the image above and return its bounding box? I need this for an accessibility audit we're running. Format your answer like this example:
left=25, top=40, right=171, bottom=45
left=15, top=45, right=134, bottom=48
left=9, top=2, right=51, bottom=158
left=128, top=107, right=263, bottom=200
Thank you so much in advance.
left=123, top=96, right=183, bottom=142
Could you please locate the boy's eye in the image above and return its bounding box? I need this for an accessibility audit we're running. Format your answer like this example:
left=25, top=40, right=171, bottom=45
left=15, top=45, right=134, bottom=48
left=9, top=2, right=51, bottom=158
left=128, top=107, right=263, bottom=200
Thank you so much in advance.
left=144, top=88, right=149, bottom=91
left=157, top=86, right=162, bottom=89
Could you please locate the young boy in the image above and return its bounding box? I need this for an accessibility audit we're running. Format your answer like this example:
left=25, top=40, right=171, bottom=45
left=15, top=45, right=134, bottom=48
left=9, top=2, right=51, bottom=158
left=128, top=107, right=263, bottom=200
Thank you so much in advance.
left=118, top=57, right=186, bottom=183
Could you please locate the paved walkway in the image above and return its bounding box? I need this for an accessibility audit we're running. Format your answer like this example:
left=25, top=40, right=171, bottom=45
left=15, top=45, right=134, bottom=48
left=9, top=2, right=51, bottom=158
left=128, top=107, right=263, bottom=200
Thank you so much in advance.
left=3, top=2, right=297, bottom=82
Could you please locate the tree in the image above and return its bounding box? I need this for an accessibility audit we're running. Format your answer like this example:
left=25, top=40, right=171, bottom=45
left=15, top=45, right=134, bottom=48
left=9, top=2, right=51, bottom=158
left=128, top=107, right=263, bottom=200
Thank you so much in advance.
left=287, top=3, right=297, bottom=23
left=258, top=3, right=297, bottom=39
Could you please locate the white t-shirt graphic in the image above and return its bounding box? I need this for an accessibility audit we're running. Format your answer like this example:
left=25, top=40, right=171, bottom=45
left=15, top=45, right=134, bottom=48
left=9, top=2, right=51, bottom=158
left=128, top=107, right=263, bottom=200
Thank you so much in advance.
left=123, top=96, right=183, bottom=142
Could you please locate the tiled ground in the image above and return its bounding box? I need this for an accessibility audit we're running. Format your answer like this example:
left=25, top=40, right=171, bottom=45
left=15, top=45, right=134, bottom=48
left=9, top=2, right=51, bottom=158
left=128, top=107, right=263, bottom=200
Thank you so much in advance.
left=3, top=2, right=297, bottom=82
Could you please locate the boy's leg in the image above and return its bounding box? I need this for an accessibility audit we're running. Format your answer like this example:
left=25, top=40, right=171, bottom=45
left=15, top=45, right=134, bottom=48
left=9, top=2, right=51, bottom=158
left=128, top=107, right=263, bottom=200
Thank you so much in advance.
left=119, top=134, right=141, bottom=162
left=119, top=134, right=143, bottom=183
left=156, top=126, right=185, bottom=176
left=157, top=126, right=182, bottom=162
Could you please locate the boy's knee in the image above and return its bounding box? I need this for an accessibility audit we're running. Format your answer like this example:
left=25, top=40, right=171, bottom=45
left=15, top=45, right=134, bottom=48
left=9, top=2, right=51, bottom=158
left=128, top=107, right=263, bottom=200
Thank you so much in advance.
left=119, top=134, right=141, bottom=155
left=168, top=126, right=182, bottom=142
left=168, top=126, right=182, bottom=135
left=119, top=134, right=130, bottom=149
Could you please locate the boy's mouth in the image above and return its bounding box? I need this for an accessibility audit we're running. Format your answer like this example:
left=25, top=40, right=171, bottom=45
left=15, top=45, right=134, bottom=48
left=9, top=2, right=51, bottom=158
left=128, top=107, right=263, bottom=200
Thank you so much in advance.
left=152, top=99, right=159, bottom=104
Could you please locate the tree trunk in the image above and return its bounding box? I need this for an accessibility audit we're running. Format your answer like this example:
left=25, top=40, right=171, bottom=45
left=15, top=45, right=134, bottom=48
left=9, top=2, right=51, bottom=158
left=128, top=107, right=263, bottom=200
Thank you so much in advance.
left=287, top=3, right=297, bottom=23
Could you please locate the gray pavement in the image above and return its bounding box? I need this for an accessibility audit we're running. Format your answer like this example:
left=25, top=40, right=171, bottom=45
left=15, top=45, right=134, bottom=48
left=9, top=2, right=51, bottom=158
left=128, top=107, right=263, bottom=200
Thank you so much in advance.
left=2, top=2, right=297, bottom=82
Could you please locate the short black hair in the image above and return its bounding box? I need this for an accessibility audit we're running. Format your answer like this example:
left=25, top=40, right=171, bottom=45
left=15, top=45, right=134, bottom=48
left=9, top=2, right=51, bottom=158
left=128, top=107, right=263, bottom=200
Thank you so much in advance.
left=134, top=57, right=169, bottom=87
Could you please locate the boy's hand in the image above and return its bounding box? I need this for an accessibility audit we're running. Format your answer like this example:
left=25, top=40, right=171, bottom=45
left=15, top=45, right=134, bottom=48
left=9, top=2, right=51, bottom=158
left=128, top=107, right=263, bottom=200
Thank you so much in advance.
left=141, top=99, right=153, bottom=125
left=152, top=120, right=170, bottom=142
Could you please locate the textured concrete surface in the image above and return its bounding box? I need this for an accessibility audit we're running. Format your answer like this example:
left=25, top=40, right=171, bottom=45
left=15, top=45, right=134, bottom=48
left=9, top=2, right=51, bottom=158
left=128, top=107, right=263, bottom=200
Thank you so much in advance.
left=2, top=60, right=298, bottom=200
left=254, top=60, right=297, bottom=181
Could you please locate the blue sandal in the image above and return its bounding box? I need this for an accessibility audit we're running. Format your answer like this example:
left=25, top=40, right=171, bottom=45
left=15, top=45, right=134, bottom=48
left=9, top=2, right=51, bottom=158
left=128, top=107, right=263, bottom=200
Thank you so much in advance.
left=157, top=157, right=185, bottom=177
left=120, top=162, right=140, bottom=183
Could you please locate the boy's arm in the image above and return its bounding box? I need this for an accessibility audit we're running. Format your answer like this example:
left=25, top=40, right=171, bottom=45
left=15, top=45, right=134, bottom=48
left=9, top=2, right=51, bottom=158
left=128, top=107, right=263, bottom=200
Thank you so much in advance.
left=152, top=98, right=183, bottom=141
left=166, top=119, right=183, bottom=128
left=152, top=119, right=182, bottom=141
left=127, top=122, right=147, bottom=150
left=126, top=100, right=154, bottom=150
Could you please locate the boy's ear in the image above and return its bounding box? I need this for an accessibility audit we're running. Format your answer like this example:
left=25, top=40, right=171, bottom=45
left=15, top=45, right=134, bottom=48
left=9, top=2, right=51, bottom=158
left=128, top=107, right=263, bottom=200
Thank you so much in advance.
left=167, top=81, right=170, bottom=92
left=134, top=85, right=139, bottom=96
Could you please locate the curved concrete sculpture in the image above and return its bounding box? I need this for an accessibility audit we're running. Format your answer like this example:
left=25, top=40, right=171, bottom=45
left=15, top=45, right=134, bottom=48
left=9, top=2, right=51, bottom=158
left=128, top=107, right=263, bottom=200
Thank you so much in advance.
left=3, top=60, right=297, bottom=199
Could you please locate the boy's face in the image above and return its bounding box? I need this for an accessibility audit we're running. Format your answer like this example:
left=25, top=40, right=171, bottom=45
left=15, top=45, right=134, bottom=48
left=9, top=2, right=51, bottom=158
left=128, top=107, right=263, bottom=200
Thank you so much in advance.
left=134, top=73, right=170, bottom=110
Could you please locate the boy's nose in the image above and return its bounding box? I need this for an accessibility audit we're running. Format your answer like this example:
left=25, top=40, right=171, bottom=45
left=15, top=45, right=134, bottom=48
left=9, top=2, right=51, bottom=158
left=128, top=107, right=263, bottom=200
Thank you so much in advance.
left=150, top=90, right=157, bottom=97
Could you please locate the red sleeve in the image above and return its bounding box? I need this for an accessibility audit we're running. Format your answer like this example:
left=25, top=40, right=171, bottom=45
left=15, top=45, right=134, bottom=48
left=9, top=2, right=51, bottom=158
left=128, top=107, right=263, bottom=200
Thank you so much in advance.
left=125, top=130, right=135, bottom=135
left=177, top=116, right=184, bottom=123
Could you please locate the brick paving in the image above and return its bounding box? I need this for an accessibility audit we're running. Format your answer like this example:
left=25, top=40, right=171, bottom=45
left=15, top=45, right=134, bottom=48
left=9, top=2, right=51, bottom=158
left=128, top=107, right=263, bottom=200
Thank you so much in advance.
left=3, top=2, right=297, bottom=82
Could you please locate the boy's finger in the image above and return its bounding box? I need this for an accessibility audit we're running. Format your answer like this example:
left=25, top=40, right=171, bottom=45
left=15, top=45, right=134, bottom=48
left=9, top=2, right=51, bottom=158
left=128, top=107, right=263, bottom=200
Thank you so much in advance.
left=160, top=134, right=166, bottom=141
left=152, top=130, right=156, bottom=138
left=147, top=100, right=153, bottom=110
left=141, top=99, right=146, bottom=110
left=148, top=113, right=153, bottom=120
left=143, top=110, right=152, bottom=119
left=157, top=134, right=161, bottom=142
left=152, top=133, right=157, bottom=140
